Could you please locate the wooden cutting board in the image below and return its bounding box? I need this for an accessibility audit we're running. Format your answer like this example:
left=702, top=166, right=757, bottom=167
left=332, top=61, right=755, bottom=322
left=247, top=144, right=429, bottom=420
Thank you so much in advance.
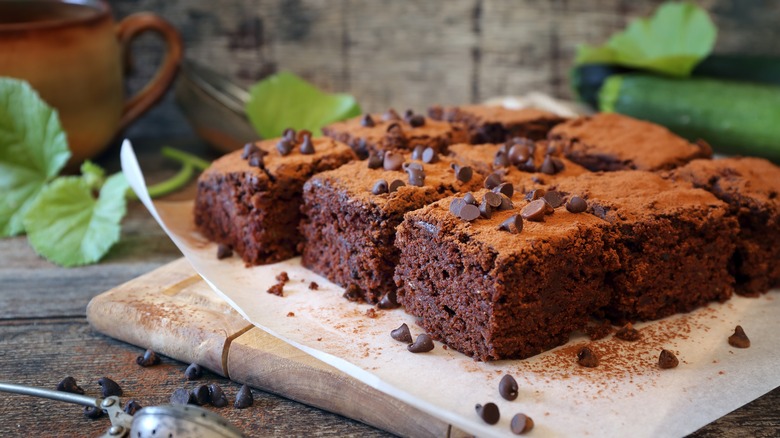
left=86, top=258, right=468, bottom=438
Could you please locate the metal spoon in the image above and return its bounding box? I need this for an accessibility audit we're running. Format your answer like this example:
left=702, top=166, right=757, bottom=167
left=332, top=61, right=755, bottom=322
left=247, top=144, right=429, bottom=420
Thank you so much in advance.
left=0, top=381, right=243, bottom=438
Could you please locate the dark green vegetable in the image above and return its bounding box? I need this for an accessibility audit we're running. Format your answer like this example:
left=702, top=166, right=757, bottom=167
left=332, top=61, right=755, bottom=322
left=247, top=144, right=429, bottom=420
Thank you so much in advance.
left=599, top=74, right=780, bottom=162
left=693, top=55, right=780, bottom=86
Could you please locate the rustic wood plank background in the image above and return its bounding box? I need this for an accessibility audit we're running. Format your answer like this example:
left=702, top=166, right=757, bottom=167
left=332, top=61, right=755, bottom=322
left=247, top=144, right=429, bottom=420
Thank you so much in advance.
left=109, top=0, right=780, bottom=141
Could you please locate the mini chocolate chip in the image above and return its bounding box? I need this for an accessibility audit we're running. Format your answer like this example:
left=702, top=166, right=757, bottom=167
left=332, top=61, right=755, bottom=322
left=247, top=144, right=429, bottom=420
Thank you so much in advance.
left=234, top=384, right=254, bottom=409
left=543, top=199, right=555, bottom=214
left=389, top=179, right=405, bottom=193
left=728, top=325, right=750, bottom=348
left=403, top=109, right=414, bottom=119
left=248, top=152, right=265, bottom=168
left=484, top=191, right=503, bottom=208
left=296, top=129, right=312, bottom=143
left=391, top=323, right=413, bottom=343
left=543, top=190, right=564, bottom=208
left=412, top=145, right=425, bottom=160
left=494, top=151, right=510, bottom=168
left=422, top=147, right=439, bottom=163
left=566, top=196, right=588, bottom=213
left=521, top=199, right=547, bottom=222
left=525, top=188, right=545, bottom=201
left=494, top=182, right=514, bottom=198
left=84, top=406, right=104, bottom=419
left=499, top=374, right=519, bottom=401
left=367, top=151, right=384, bottom=169
left=185, top=363, right=203, bottom=380
left=98, top=377, right=122, bottom=397
left=300, top=135, right=315, bottom=154
left=383, top=151, right=404, bottom=171
left=124, top=400, right=142, bottom=416
left=614, top=323, right=641, bottom=341
left=342, top=284, right=362, bottom=302
left=372, top=179, right=389, bottom=195
left=193, top=384, right=211, bottom=406
left=508, top=144, right=530, bottom=164
left=408, top=333, right=434, bottom=353
left=459, top=204, right=481, bottom=221
left=282, top=128, right=296, bottom=141
left=209, top=384, right=229, bottom=408
left=475, top=402, right=500, bottom=425
left=485, top=172, right=502, bottom=190
left=540, top=155, right=558, bottom=175
left=511, top=413, right=534, bottom=435
left=463, top=192, right=477, bottom=205
left=386, top=122, right=403, bottom=134
left=408, top=114, right=425, bottom=127
left=360, top=114, right=375, bottom=127
left=552, top=156, right=566, bottom=172
left=170, top=388, right=193, bottom=405
left=479, top=197, right=492, bottom=219
left=377, top=290, right=400, bottom=309
left=136, top=349, right=161, bottom=367
left=241, top=143, right=258, bottom=160
left=449, top=198, right=466, bottom=217
left=276, top=138, right=293, bottom=156
left=577, top=346, right=599, bottom=367
left=56, top=377, right=84, bottom=395
left=499, top=194, right=514, bottom=211
left=406, top=167, right=426, bottom=187
left=454, top=165, right=474, bottom=183
left=404, top=161, right=423, bottom=171
left=498, top=215, right=523, bottom=234
left=518, top=156, right=537, bottom=172
left=216, top=244, right=233, bottom=260
left=383, top=108, right=401, bottom=121
left=658, top=349, right=679, bottom=369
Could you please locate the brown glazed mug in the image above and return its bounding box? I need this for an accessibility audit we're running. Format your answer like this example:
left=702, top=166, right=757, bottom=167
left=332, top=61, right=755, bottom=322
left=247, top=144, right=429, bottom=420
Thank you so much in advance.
left=0, top=0, right=183, bottom=164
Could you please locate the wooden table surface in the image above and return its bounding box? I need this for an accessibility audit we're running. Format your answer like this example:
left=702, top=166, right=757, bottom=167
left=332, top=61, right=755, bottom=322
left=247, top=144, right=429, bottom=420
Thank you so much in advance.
left=1, top=139, right=778, bottom=437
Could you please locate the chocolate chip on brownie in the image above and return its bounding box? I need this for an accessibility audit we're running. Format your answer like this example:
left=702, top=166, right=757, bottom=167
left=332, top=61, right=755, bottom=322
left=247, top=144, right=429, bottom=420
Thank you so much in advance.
left=367, top=151, right=384, bottom=169
left=408, top=114, right=425, bottom=128
left=389, top=179, right=406, bottom=193
left=485, top=172, right=502, bottom=190
left=521, top=199, right=547, bottom=222
left=391, top=323, right=413, bottom=343
left=542, top=190, right=564, bottom=208
left=449, top=198, right=466, bottom=217
left=728, top=325, right=750, bottom=348
left=525, top=188, right=545, bottom=201
left=360, top=114, right=375, bottom=127
left=493, top=182, right=514, bottom=198
left=422, top=147, right=439, bottom=164
left=499, top=374, right=519, bottom=401
left=576, top=346, right=599, bottom=368
left=658, top=349, right=679, bottom=369
left=276, top=138, right=294, bottom=156
left=406, top=165, right=426, bottom=187
left=383, top=151, right=404, bottom=171
left=412, top=145, right=425, bottom=160
left=453, top=164, right=474, bottom=183
left=475, top=402, right=500, bottom=425
left=372, top=179, right=389, bottom=195
left=484, top=191, right=503, bottom=208
left=383, top=108, right=401, bottom=121
left=498, top=215, right=523, bottom=234
left=299, top=134, right=315, bottom=154
left=459, top=204, right=481, bottom=222
left=241, top=142, right=258, bottom=159
left=408, top=333, right=435, bottom=353
left=479, top=197, right=493, bottom=219
left=566, top=196, right=588, bottom=213
left=463, top=192, right=477, bottom=205
left=494, top=150, right=511, bottom=168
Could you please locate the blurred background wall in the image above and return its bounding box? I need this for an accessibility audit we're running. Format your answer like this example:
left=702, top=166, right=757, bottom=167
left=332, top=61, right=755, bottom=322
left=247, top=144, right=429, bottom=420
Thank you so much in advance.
left=108, top=0, right=780, bottom=141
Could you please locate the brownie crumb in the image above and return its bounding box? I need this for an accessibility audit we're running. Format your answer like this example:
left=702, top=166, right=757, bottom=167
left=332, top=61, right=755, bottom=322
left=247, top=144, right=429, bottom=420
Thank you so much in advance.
left=267, top=283, right=284, bottom=297
left=286, top=312, right=295, bottom=317
left=585, top=320, right=612, bottom=341
left=275, top=271, right=289, bottom=283
left=365, top=308, right=378, bottom=318
left=510, top=413, right=534, bottom=435
left=728, top=325, right=750, bottom=348
left=658, top=349, right=679, bottom=369
left=614, top=322, right=641, bottom=342
left=216, top=244, right=233, bottom=260
left=308, top=281, right=319, bottom=290
left=576, top=346, right=599, bottom=368
left=475, top=402, right=500, bottom=425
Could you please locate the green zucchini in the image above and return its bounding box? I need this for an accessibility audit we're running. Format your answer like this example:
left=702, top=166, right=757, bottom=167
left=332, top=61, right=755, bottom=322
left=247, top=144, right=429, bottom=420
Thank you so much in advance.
left=599, top=74, right=780, bottom=162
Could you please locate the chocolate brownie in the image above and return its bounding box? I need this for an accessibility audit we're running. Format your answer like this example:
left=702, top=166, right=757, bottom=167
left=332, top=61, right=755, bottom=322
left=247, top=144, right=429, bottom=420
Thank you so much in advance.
left=429, top=104, right=566, bottom=144
left=551, top=171, right=738, bottom=321
left=299, top=150, right=484, bottom=303
left=194, top=135, right=356, bottom=265
left=394, top=189, right=619, bottom=361
left=448, top=139, right=589, bottom=193
left=666, top=157, right=780, bottom=296
left=321, top=110, right=468, bottom=159
left=548, top=113, right=712, bottom=171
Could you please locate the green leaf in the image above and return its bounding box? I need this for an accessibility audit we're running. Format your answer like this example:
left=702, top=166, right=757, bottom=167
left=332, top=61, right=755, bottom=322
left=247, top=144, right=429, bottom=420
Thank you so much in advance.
left=245, top=71, right=361, bottom=139
left=575, top=2, right=717, bottom=77
left=80, top=160, right=105, bottom=191
left=0, top=77, right=71, bottom=236
left=23, top=172, right=129, bottom=267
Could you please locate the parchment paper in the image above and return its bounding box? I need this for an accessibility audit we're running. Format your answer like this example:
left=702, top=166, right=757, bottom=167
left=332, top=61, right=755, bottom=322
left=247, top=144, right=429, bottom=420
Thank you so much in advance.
left=122, top=140, right=779, bottom=437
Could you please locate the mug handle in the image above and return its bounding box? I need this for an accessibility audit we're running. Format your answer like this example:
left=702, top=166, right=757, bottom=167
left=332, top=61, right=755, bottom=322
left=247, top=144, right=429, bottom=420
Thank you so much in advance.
left=115, top=13, right=184, bottom=131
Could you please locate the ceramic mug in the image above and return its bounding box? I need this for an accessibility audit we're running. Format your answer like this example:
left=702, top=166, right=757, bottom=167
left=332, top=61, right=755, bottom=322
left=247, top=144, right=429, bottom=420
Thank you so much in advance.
left=0, top=0, right=183, bottom=164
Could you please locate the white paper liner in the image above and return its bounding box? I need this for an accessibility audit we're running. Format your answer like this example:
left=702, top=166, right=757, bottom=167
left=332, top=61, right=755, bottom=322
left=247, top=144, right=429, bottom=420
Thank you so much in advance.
left=122, top=140, right=779, bottom=437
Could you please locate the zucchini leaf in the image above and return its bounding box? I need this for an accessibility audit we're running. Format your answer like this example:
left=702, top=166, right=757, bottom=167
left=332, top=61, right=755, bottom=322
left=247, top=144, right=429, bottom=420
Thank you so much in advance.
left=575, top=2, right=716, bottom=77
left=0, top=77, right=71, bottom=236
left=245, top=71, right=361, bottom=139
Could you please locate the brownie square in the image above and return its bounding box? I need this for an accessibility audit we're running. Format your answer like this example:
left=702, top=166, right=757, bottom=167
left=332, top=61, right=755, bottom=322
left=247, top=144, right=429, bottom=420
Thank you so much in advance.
left=429, top=104, right=566, bottom=144
left=300, top=151, right=484, bottom=303
left=552, top=171, right=738, bottom=321
left=322, top=110, right=468, bottom=159
left=448, top=139, right=589, bottom=193
left=548, top=113, right=712, bottom=171
left=666, top=157, right=780, bottom=296
left=194, top=136, right=356, bottom=265
left=394, top=189, right=619, bottom=361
